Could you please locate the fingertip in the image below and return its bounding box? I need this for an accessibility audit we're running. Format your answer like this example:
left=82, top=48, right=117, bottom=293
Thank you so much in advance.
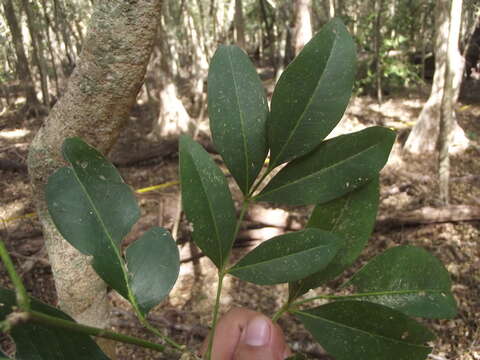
left=241, top=315, right=272, bottom=347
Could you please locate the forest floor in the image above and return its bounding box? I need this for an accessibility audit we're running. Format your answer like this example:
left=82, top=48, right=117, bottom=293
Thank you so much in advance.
left=0, top=88, right=479, bottom=359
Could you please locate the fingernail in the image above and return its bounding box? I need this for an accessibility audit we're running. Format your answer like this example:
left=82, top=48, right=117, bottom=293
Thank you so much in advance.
left=243, top=316, right=271, bottom=346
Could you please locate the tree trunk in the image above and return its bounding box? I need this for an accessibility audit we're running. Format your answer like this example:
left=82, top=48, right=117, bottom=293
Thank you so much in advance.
left=374, top=0, right=384, bottom=105
left=438, top=0, right=463, bottom=205
left=22, top=0, right=50, bottom=106
left=259, top=0, right=277, bottom=73
left=293, top=0, right=312, bottom=56
left=2, top=0, right=40, bottom=107
left=53, top=0, right=75, bottom=76
left=40, top=0, right=60, bottom=98
left=27, top=1, right=161, bottom=357
left=404, top=0, right=469, bottom=154
left=234, top=0, right=246, bottom=48
left=148, top=8, right=190, bottom=139
left=328, top=0, right=335, bottom=19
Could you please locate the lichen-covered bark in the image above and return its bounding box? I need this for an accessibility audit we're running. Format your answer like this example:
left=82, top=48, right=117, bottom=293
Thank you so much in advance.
left=27, top=0, right=161, bottom=356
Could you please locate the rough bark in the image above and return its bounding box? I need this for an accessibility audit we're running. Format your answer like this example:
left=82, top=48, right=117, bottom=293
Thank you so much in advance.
left=3, top=0, right=40, bottom=106
left=404, top=0, right=469, bottom=154
left=27, top=0, right=161, bottom=356
left=293, top=0, right=312, bottom=56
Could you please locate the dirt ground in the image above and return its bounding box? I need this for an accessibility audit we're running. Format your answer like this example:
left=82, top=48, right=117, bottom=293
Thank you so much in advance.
left=0, top=89, right=479, bottom=359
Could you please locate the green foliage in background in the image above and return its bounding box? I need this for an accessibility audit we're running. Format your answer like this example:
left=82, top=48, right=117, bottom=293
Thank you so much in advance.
left=0, top=19, right=456, bottom=360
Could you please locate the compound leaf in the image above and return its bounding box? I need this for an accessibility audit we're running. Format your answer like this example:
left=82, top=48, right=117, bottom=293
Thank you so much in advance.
left=208, top=45, right=269, bottom=194
left=268, top=18, right=356, bottom=167
left=0, top=287, right=110, bottom=360
left=179, top=135, right=237, bottom=269
left=126, top=227, right=180, bottom=315
left=289, top=178, right=379, bottom=299
left=256, top=127, right=395, bottom=205
left=228, top=229, right=342, bottom=285
left=344, top=246, right=457, bottom=318
left=296, top=301, right=434, bottom=360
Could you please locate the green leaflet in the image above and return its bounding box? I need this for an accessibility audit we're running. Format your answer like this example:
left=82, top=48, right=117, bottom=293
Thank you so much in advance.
left=268, top=18, right=356, bottom=167
left=208, top=45, right=269, bottom=194
left=0, top=287, right=110, bottom=360
left=296, top=301, right=434, bottom=360
left=126, top=227, right=180, bottom=315
left=257, top=127, right=395, bottom=205
left=228, top=229, right=342, bottom=285
left=179, top=135, right=237, bottom=269
left=289, top=179, right=379, bottom=299
left=47, top=138, right=179, bottom=315
left=344, top=246, right=457, bottom=318
left=46, top=137, right=138, bottom=298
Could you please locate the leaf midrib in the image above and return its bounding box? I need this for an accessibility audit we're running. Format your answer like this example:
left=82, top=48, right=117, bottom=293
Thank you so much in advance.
left=259, top=140, right=383, bottom=199
left=271, top=30, right=340, bottom=167
left=231, top=242, right=334, bottom=273
left=69, top=164, right=133, bottom=303
left=227, top=48, right=250, bottom=193
left=295, top=310, right=432, bottom=347
left=334, top=288, right=447, bottom=299
left=187, top=150, right=225, bottom=268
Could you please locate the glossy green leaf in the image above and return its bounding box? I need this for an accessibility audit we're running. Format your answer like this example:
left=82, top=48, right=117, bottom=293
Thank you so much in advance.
left=208, top=45, right=269, bottom=194
left=256, top=127, right=395, bottom=205
left=179, top=135, right=237, bottom=269
left=296, top=301, right=434, bottom=360
left=289, top=179, right=379, bottom=299
left=47, top=138, right=177, bottom=314
left=46, top=137, right=140, bottom=298
left=344, top=246, right=457, bottom=318
left=228, top=229, right=342, bottom=285
left=268, top=18, right=356, bottom=167
left=126, top=227, right=180, bottom=315
left=0, top=287, right=110, bottom=360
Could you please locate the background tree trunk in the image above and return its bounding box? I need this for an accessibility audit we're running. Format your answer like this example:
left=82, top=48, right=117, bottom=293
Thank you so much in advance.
left=27, top=1, right=161, bottom=356
left=234, top=0, right=246, bottom=48
left=438, top=0, right=463, bottom=205
left=3, top=0, right=40, bottom=107
left=404, top=0, right=468, bottom=154
left=22, top=0, right=50, bottom=106
left=293, top=0, right=312, bottom=56
left=374, top=0, right=384, bottom=105
left=148, top=5, right=191, bottom=139
left=328, top=0, right=335, bottom=19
